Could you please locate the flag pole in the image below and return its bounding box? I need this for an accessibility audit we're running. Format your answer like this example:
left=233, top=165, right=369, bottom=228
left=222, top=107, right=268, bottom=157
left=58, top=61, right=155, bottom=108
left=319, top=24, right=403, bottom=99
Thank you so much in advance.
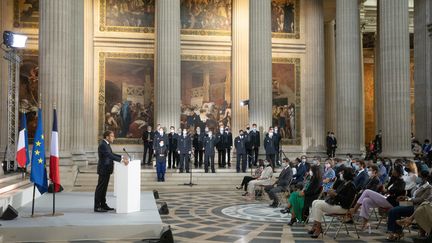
left=52, top=181, right=56, bottom=215
left=31, top=184, right=36, bottom=217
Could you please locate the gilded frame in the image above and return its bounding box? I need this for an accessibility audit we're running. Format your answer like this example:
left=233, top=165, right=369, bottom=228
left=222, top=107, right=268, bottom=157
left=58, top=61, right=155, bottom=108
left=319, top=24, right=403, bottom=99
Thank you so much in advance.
left=272, top=57, right=301, bottom=145
left=98, top=52, right=154, bottom=144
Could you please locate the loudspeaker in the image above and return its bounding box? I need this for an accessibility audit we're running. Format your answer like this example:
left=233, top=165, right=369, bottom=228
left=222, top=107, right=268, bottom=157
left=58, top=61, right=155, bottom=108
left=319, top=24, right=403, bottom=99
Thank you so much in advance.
left=159, top=225, right=174, bottom=243
left=158, top=202, right=169, bottom=215
left=153, top=189, right=159, bottom=199
left=1, top=205, right=18, bottom=220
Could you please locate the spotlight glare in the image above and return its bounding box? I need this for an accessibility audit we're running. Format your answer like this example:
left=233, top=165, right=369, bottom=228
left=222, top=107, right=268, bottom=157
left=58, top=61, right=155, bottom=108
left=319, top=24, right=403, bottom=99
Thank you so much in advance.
left=3, top=31, right=28, bottom=48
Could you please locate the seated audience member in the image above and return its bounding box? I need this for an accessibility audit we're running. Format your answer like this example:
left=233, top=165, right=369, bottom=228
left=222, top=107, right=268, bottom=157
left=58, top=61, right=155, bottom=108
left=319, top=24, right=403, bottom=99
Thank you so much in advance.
left=322, top=159, right=336, bottom=193
left=363, top=164, right=382, bottom=193
left=265, top=158, right=293, bottom=207
left=396, top=201, right=432, bottom=242
left=350, top=164, right=406, bottom=230
left=333, top=158, right=346, bottom=175
left=386, top=170, right=432, bottom=241
left=236, top=159, right=264, bottom=196
left=412, top=140, right=423, bottom=159
left=376, top=158, right=389, bottom=184
left=353, top=160, right=369, bottom=191
left=403, top=160, right=419, bottom=196
left=307, top=167, right=356, bottom=238
left=292, top=155, right=308, bottom=186
left=245, top=160, right=273, bottom=200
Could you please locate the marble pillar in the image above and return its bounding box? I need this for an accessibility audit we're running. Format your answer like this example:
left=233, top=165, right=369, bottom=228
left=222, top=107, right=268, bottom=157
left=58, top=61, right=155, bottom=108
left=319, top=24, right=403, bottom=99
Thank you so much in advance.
left=71, top=0, right=86, bottom=164
left=232, top=0, right=249, bottom=136
left=155, top=0, right=181, bottom=130
left=304, top=0, right=325, bottom=153
left=414, top=0, right=432, bottom=142
left=249, top=0, right=272, bottom=133
left=39, top=0, right=73, bottom=163
left=83, top=0, right=97, bottom=161
left=377, top=0, right=411, bottom=157
left=335, top=0, right=362, bottom=155
left=324, top=20, right=336, bottom=135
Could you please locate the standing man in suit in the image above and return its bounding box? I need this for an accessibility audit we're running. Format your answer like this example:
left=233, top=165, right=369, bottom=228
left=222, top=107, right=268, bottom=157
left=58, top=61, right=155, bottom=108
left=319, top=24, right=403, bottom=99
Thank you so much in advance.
left=326, top=132, right=337, bottom=158
left=94, top=130, right=129, bottom=212
left=264, top=127, right=277, bottom=170
left=177, top=129, right=192, bottom=173
left=203, top=130, right=218, bottom=173
left=225, top=127, right=233, bottom=168
left=216, top=126, right=227, bottom=168
left=142, top=125, right=154, bottom=165
left=193, top=127, right=204, bottom=168
left=264, top=159, right=293, bottom=207
left=245, top=126, right=253, bottom=168
left=168, top=126, right=177, bottom=169
left=250, top=123, right=260, bottom=166
left=234, top=130, right=247, bottom=173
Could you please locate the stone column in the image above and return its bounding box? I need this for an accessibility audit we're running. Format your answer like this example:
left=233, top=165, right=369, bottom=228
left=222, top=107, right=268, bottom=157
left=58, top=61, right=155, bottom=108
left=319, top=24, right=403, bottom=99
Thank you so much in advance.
left=39, top=0, right=73, bottom=163
left=414, top=0, right=432, bottom=141
left=70, top=0, right=86, bottom=164
left=83, top=0, right=97, bottom=162
left=232, top=0, right=249, bottom=136
left=155, top=0, right=181, bottom=130
left=304, top=0, right=325, bottom=153
left=377, top=0, right=411, bottom=157
left=335, top=0, right=362, bottom=155
left=249, top=0, right=272, bottom=133
left=324, top=20, right=336, bottom=135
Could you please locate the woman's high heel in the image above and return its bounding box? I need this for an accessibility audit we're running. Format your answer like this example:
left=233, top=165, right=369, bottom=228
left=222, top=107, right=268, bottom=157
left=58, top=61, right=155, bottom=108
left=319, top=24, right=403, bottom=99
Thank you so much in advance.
left=236, top=186, right=242, bottom=190
left=287, top=218, right=297, bottom=226
left=386, top=232, right=404, bottom=242
left=311, top=224, right=322, bottom=238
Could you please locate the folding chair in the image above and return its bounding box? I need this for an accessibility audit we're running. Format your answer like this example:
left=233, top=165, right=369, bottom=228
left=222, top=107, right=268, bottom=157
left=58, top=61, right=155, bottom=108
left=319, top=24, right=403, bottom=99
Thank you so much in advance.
left=375, top=207, right=391, bottom=229
left=277, top=178, right=293, bottom=207
left=323, top=193, right=360, bottom=240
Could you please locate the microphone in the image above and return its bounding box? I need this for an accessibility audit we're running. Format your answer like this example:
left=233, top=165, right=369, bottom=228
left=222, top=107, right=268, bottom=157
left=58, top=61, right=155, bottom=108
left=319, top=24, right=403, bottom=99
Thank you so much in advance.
left=123, top=148, right=132, bottom=160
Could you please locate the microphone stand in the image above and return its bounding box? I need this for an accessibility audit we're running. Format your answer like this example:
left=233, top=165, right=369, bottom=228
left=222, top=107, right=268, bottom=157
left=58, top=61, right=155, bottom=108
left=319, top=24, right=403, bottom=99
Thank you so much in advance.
left=247, top=154, right=254, bottom=176
left=182, top=153, right=197, bottom=187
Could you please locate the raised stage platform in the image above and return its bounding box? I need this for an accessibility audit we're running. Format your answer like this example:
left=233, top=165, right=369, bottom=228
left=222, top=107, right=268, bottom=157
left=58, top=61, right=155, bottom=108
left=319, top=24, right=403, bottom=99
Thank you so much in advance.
left=0, top=191, right=164, bottom=242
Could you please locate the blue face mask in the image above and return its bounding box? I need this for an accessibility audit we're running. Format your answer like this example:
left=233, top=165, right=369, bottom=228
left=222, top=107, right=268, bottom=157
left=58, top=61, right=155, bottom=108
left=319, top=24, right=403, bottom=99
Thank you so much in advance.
left=352, top=163, right=360, bottom=171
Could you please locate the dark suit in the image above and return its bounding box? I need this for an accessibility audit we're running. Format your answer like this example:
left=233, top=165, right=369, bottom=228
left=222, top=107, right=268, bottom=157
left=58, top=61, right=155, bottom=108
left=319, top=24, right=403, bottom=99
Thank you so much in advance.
left=94, top=140, right=122, bottom=209
left=274, top=131, right=282, bottom=165
left=193, top=132, right=204, bottom=168
left=142, top=130, right=154, bottom=164
left=265, top=166, right=293, bottom=205
left=293, top=162, right=307, bottom=184
left=353, top=169, right=369, bottom=191
left=264, top=134, right=277, bottom=168
left=168, top=132, right=178, bottom=168
left=234, top=136, right=247, bottom=172
left=177, top=135, right=192, bottom=173
left=204, top=135, right=218, bottom=173
left=226, top=132, right=233, bottom=167
left=153, top=132, right=168, bottom=150
left=326, top=135, right=337, bottom=158
left=250, top=130, right=260, bottom=165
left=216, top=132, right=227, bottom=167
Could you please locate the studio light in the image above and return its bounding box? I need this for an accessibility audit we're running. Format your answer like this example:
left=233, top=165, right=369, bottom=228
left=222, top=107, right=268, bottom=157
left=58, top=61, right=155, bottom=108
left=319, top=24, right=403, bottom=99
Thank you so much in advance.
left=240, top=100, right=249, bottom=107
left=3, top=31, right=28, bottom=48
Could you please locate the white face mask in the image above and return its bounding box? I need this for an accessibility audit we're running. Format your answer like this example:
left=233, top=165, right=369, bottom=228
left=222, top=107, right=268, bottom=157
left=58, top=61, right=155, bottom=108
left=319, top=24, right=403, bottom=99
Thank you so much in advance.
left=197, top=130, right=200, bottom=134
left=339, top=174, right=344, bottom=181
left=282, top=162, right=288, bottom=168
left=183, top=131, right=187, bottom=135
left=220, top=129, right=224, bottom=133
left=309, top=170, right=313, bottom=177
left=269, top=132, right=273, bottom=137
left=368, top=171, right=373, bottom=177
left=159, top=130, right=163, bottom=135
left=301, top=159, right=306, bottom=163
left=170, top=129, right=175, bottom=133
left=253, top=127, right=257, bottom=132
left=205, top=128, right=209, bottom=132
left=159, top=142, right=164, bottom=147
left=208, top=133, right=212, bottom=137
left=240, top=135, right=243, bottom=138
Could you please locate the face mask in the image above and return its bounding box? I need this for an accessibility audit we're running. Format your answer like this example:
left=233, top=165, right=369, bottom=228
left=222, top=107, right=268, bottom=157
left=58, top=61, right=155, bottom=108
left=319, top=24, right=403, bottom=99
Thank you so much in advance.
left=368, top=171, right=373, bottom=177
left=253, top=127, right=257, bottom=132
left=170, top=129, right=175, bottom=133
left=309, top=170, right=313, bottom=177
left=183, top=131, right=187, bottom=135
left=385, top=161, right=390, bottom=165
left=208, top=133, right=212, bottom=137
left=269, top=132, right=273, bottom=137
left=325, top=163, right=331, bottom=168
left=312, top=160, right=318, bottom=165
left=377, top=160, right=382, bottom=166
left=346, top=158, right=351, bottom=163
left=339, top=173, right=344, bottom=181
left=205, top=128, right=209, bottom=132
left=197, top=130, right=200, bottom=134
left=264, top=162, right=270, bottom=166
left=282, top=162, right=288, bottom=168
left=220, top=129, right=224, bottom=133
left=240, top=134, right=243, bottom=138
left=301, top=159, right=306, bottom=163
left=274, top=128, right=278, bottom=132
left=159, top=130, right=163, bottom=135
left=352, top=164, right=359, bottom=171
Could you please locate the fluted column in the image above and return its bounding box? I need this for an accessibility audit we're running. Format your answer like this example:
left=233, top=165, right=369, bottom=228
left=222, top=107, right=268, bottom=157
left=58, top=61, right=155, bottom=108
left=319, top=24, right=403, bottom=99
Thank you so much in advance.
left=71, top=0, right=86, bottom=164
left=155, top=0, right=181, bottom=129
left=414, top=0, right=432, bottom=141
left=249, top=0, right=272, bottom=133
left=335, top=0, right=362, bottom=155
left=83, top=0, right=97, bottom=161
left=304, top=0, right=325, bottom=152
left=324, top=20, right=336, bottom=134
left=39, top=0, right=73, bottom=163
left=378, top=0, right=411, bottom=157
left=232, top=0, right=249, bottom=136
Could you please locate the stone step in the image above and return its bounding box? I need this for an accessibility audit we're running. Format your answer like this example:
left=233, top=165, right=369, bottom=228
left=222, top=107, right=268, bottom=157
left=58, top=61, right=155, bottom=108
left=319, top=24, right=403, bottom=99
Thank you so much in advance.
left=0, top=177, right=32, bottom=195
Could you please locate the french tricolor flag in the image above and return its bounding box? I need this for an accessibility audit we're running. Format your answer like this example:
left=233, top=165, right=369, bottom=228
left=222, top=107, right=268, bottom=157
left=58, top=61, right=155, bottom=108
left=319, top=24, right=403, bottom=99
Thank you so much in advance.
left=16, top=113, right=29, bottom=168
left=49, top=108, right=61, bottom=192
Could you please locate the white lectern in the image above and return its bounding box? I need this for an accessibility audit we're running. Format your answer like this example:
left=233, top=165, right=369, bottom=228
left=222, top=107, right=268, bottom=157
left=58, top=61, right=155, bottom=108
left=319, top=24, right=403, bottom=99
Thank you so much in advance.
left=114, top=159, right=141, bottom=213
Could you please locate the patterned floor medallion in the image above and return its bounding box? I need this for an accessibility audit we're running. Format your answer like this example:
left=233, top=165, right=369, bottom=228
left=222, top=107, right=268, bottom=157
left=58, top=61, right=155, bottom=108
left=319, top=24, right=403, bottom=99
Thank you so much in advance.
left=220, top=204, right=291, bottom=223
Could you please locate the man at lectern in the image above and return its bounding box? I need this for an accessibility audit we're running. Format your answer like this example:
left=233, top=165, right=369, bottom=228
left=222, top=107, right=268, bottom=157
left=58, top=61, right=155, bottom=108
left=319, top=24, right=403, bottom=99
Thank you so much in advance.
left=94, top=130, right=129, bottom=213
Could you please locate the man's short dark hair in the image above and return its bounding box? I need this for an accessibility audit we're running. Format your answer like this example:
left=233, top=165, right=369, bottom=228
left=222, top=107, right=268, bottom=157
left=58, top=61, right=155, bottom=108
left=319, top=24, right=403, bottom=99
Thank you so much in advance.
left=103, top=130, right=113, bottom=138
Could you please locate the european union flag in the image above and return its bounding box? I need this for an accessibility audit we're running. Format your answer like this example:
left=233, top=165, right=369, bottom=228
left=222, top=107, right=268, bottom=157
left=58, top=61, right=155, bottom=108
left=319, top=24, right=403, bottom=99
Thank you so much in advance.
left=30, top=108, right=48, bottom=194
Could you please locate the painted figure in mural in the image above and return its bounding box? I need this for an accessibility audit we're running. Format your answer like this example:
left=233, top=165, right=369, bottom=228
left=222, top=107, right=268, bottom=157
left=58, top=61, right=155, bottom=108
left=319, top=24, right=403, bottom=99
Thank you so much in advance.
left=180, top=0, right=231, bottom=30
left=271, top=0, right=295, bottom=33
left=120, top=101, right=132, bottom=137
left=106, top=0, right=155, bottom=27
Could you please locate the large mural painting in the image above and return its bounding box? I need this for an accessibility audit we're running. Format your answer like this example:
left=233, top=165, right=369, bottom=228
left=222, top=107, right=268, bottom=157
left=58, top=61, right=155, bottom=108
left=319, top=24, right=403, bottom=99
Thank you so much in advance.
left=99, top=52, right=154, bottom=144
left=14, top=0, right=39, bottom=28
left=272, top=58, right=301, bottom=145
left=271, top=0, right=300, bottom=39
left=181, top=55, right=231, bottom=132
left=180, top=0, right=231, bottom=35
left=99, top=0, right=155, bottom=32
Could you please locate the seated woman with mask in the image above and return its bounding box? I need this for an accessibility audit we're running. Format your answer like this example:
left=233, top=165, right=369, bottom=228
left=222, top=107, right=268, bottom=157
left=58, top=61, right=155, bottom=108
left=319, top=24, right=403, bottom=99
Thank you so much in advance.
left=245, top=160, right=273, bottom=200
left=236, top=159, right=264, bottom=196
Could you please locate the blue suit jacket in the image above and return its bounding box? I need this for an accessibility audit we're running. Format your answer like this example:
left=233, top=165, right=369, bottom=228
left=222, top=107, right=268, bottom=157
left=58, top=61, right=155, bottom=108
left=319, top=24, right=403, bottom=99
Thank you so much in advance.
left=353, top=170, right=369, bottom=190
